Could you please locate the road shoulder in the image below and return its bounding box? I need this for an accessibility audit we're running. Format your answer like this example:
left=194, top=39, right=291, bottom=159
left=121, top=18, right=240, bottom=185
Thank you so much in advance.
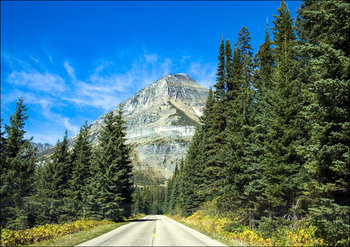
left=167, top=215, right=246, bottom=246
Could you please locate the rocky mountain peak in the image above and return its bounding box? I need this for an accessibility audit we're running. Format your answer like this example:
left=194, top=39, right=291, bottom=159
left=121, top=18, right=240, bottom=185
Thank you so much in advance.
left=173, top=72, right=194, bottom=80
left=164, top=73, right=196, bottom=83
left=62, top=73, right=209, bottom=185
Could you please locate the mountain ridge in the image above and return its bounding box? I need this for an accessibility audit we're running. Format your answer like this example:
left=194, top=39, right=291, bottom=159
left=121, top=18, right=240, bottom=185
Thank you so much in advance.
left=44, top=73, right=209, bottom=185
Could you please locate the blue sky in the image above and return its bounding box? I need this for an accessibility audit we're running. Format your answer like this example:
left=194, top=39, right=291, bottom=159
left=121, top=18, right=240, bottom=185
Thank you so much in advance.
left=1, top=1, right=301, bottom=145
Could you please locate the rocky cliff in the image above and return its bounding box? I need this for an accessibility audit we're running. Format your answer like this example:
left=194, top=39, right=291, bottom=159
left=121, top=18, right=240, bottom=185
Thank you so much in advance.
left=31, top=142, right=53, bottom=153
left=74, top=73, right=208, bottom=185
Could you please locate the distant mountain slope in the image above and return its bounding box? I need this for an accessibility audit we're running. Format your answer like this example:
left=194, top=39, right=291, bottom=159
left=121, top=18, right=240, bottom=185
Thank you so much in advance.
left=31, top=142, right=53, bottom=153
left=43, top=73, right=209, bottom=185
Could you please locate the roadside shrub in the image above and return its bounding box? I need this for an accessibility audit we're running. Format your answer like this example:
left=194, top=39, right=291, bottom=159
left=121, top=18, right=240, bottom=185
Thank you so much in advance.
left=185, top=207, right=324, bottom=246
left=0, top=219, right=114, bottom=246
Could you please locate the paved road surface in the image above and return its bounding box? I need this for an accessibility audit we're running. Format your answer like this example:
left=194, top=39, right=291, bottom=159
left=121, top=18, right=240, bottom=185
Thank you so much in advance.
left=77, top=215, right=226, bottom=246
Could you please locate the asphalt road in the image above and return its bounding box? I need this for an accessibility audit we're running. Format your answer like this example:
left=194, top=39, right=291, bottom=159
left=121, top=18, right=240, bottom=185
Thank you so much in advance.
left=77, top=215, right=226, bottom=246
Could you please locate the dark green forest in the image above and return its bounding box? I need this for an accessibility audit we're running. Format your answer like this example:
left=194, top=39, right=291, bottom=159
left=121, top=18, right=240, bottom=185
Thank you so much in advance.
left=1, top=103, right=134, bottom=228
left=1, top=0, right=349, bottom=245
left=165, top=0, right=349, bottom=245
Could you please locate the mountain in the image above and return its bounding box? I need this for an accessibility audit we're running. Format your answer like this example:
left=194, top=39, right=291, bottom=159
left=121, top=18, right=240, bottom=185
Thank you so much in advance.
left=44, top=73, right=209, bottom=185
left=31, top=142, right=53, bottom=153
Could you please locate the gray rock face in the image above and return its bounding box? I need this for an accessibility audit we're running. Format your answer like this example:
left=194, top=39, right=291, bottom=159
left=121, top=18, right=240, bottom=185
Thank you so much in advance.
left=82, top=73, right=208, bottom=184
left=31, top=142, right=53, bottom=153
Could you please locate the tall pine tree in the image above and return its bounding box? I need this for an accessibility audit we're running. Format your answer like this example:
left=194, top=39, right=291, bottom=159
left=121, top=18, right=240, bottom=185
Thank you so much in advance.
left=297, top=0, right=350, bottom=244
left=262, top=0, right=307, bottom=221
left=69, top=122, right=92, bottom=218
left=0, top=98, right=36, bottom=229
left=247, top=22, right=275, bottom=221
left=36, top=131, right=72, bottom=224
left=88, top=108, right=133, bottom=221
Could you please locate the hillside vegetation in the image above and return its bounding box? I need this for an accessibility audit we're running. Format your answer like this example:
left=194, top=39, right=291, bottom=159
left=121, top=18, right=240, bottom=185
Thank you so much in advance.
left=164, top=1, right=350, bottom=246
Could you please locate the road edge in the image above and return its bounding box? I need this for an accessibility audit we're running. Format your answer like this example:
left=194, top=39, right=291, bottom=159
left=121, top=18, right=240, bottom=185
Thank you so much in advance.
left=166, top=215, right=247, bottom=246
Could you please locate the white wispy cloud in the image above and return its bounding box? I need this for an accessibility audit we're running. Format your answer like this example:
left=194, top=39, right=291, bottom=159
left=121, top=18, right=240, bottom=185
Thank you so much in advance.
left=144, top=54, right=159, bottom=63
left=39, top=104, right=80, bottom=136
left=188, top=61, right=217, bottom=88
left=2, top=48, right=215, bottom=144
left=29, top=132, right=63, bottom=145
left=7, top=70, right=66, bottom=94
left=64, top=52, right=173, bottom=110
left=64, top=61, right=76, bottom=80
left=2, top=89, right=53, bottom=110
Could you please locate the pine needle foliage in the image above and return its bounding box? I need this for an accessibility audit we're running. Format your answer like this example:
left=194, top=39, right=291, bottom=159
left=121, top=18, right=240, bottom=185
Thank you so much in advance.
left=87, top=108, right=133, bottom=221
left=171, top=1, right=350, bottom=245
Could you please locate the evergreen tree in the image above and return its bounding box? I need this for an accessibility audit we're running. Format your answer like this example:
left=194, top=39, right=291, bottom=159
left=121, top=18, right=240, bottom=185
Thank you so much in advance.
left=161, top=1, right=349, bottom=244
left=168, top=163, right=180, bottom=214
left=51, top=131, right=71, bottom=199
left=214, top=38, right=226, bottom=100
left=84, top=158, right=104, bottom=219
left=36, top=131, right=72, bottom=223
left=261, top=0, right=307, bottom=221
left=237, top=26, right=254, bottom=94
left=0, top=98, right=36, bottom=229
left=88, top=108, right=133, bottom=221
left=246, top=22, right=275, bottom=221
left=200, top=88, right=215, bottom=132
left=181, top=129, right=207, bottom=216
left=225, top=39, right=233, bottom=97
left=221, top=27, right=254, bottom=217
left=297, top=0, right=350, bottom=244
left=226, top=46, right=242, bottom=102
left=200, top=88, right=225, bottom=199
left=204, top=39, right=230, bottom=199
left=69, top=122, right=92, bottom=218
left=132, top=188, right=142, bottom=215
left=254, top=22, right=274, bottom=92
left=132, top=186, right=165, bottom=215
left=0, top=119, right=6, bottom=170
left=163, top=177, right=173, bottom=213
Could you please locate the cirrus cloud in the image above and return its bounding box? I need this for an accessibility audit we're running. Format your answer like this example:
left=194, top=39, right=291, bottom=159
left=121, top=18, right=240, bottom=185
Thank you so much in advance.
left=1, top=47, right=215, bottom=144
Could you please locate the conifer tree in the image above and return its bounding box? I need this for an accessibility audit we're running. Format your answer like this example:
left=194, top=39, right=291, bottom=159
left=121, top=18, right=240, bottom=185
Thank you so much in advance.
left=254, top=23, right=274, bottom=93
left=222, top=27, right=255, bottom=215
left=200, top=88, right=214, bottom=130
left=181, top=129, right=206, bottom=216
left=225, top=39, right=233, bottom=97
left=69, top=122, right=92, bottom=218
left=204, top=39, right=230, bottom=199
left=0, top=98, right=36, bottom=229
left=52, top=131, right=71, bottom=198
left=297, top=0, right=350, bottom=244
left=237, top=27, right=254, bottom=94
left=249, top=22, right=274, bottom=214
left=132, top=188, right=142, bottom=215
left=88, top=108, right=133, bottom=221
left=226, top=46, right=242, bottom=102
left=36, top=131, right=72, bottom=223
left=168, top=163, right=180, bottom=214
left=214, top=38, right=226, bottom=100
left=201, top=88, right=225, bottom=199
left=261, top=0, right=307, bottom=220
left=164, top=177, right=173, bottom=213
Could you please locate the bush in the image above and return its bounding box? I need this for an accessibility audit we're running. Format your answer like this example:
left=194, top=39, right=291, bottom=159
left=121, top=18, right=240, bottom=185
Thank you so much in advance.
left=184, top=202, right=324, bottom=246
left=0, top=219, right=114, bottom=246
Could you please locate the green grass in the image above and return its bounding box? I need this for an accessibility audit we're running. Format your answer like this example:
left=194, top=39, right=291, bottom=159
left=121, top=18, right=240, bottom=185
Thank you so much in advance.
left=167, top=101, right=199, bottom=127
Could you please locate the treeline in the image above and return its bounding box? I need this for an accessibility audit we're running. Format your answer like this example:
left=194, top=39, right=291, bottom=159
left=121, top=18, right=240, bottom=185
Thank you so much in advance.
left=132, top=186, right=166, bottom=215
left=165, top=0, right=349, bottom=245
left=0, top=101, right=133, bottom=229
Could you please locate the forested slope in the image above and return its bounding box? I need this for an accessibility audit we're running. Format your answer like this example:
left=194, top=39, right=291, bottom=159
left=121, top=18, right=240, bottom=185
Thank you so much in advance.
left=165, top=1, right=350, bottom=245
